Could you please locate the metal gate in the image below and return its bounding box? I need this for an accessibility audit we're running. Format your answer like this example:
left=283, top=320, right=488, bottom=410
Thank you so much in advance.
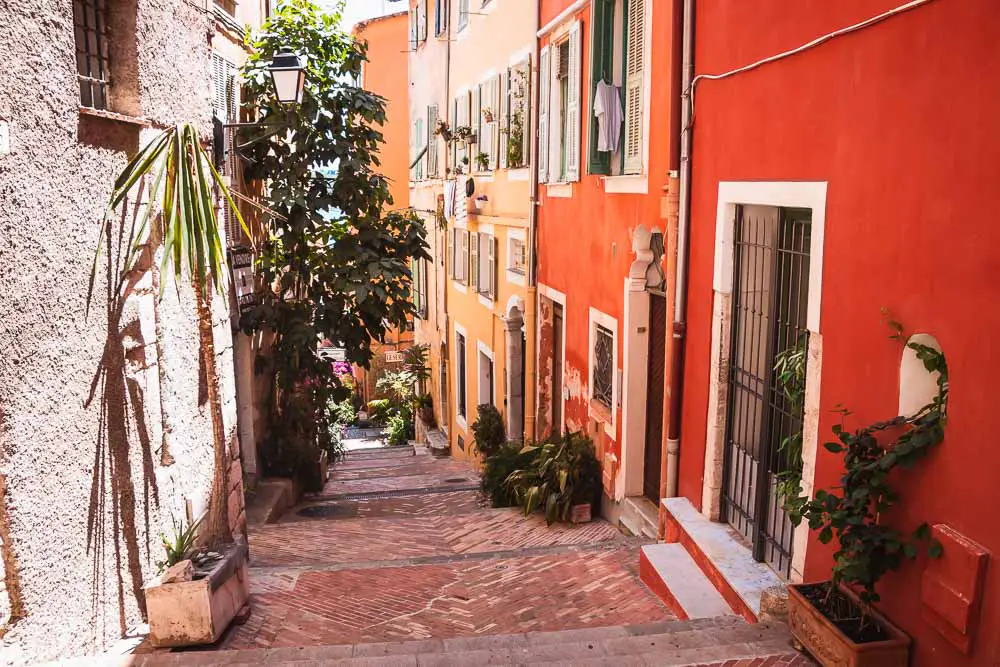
left=722, top=205, right=811, bottom=577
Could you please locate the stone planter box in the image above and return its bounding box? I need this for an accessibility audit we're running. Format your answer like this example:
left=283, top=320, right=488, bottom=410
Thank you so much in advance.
left=788, top=583, right=910, bottom=667
left=145, top=537, right=249, bottom=648
left=570, top=503, right=592, bottom=524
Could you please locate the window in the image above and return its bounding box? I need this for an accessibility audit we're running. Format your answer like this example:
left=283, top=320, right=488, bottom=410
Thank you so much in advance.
left=538, top=22, right=581, bottom=184
left=450, top=228, right=469, bottom=283
left=215, top=0, right=236, bottom=16
left=508, top=237, right=526, bottom=274
left=456, top=331, right=467, bottom=419
left=212, top=53, right=242, bottom=244
left=477, top=233, right=496, bottom=299
left=73, top=0, right=112, bottom=109
left=410, top=0, right=427, bottom=47
left=588, top=0, right=645, bottom=175
left=452, top=92, right=470, bottom=172
left=411, top=117, right=424, bottom=181
left=593, top=324, right=614, bottom=409
left=427, top=104, right=439, bottom=177
left=439, top=357, right=449, bottom=432
left=470, top=230, right=479, bottom=291
left=500, top=59, right=530, bottom=169
left=458, top=0, right=469, bottom=30
left=412, top=258, right=428, bottom=318
left=434, top=0, right=448, bottom=36
left=479, top=347, right=494, bottom=407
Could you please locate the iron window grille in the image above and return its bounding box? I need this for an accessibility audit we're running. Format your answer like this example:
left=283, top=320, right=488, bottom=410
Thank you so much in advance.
left=74, top=0, right=111, bottom=110
left=593, top=324, right=614, bottom=408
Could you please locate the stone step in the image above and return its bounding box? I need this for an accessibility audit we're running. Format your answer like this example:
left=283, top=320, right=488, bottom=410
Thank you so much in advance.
left=639, top=543, right=735, bottom=620
left=115, top=617, right=802, bottom=666
left=661, top=497, right=786, bottom=623
left=619, top=496, right=659, bottom=539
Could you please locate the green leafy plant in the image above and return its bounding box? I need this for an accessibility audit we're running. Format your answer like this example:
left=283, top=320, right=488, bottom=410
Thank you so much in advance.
left=367, top=398, right=391, bottom=426
left=505, top=432, right=601, bottom=525
left=785, top=320, right=948, bottom=612
left=239, top=0, right=429, bottom=486
left=158, top=516, right=202, bottom=573
left=481, top=441, right=535, bottom=507
left=385, top=411, right=411, bottom=447
left=471, top=403, right=506, bottom=458
left=89, top=122, right=245, bottom=547
left=475, top=152, right=489, bottom=171
left=773, top=334, right=808, bottom=504
left=415, top=393, right=435, bottom=425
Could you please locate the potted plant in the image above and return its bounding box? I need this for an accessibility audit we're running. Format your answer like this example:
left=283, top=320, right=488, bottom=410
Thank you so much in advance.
left=482, top=106, right=495, bottom=123
left=783, top=333, right=948, bottom=667
left=473, top=194, right=488, bottom=212
left=434, top=119, right=453, bottom=143
left=471, top=403, right=505, bottom=458
left=145, top=516, right=250, bottom=647
left=474, top=152, right=490, bottom=172
left=505, top=432, right=601, bottom=525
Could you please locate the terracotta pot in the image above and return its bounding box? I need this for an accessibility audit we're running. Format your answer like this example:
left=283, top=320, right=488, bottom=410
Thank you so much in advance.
left=570, top=503, right=592, bottom=524
left=788, top=583, right=910, bottom=667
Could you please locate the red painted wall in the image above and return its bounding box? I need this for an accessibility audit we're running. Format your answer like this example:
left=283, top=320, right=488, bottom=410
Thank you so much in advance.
left=536, top=0, right=679, bottom=467
left=679, top=1, right=1000, bottom=664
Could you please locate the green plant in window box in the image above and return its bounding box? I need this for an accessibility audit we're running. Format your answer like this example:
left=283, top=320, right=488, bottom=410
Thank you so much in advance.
left=475, top=152, right=489, bottom=172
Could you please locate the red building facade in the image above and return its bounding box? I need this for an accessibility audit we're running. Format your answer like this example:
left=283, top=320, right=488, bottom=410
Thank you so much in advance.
left=534, top=0, right=681, bottom=528
left=677, top=1, right=1000, bottom=664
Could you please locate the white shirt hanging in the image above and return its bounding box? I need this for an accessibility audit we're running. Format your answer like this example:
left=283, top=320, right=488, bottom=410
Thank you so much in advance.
left=593, top=80, right=622, bottom=153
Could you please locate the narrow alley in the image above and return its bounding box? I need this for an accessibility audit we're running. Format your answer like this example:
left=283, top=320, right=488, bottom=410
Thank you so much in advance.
left=123, top=445, right=809, bottom=666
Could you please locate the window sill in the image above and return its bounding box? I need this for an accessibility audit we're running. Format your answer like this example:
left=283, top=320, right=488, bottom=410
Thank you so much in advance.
left=79, top=107, right=150, bottom=127
left=506, top=269, right=526, bottom=286
left=472, top=172, right=494, bottom=182
left=478, top=293, right=495, bottom=310
left=602, top=174, right=648, bottom=194
left=507, top=168, right=529, bottom=181
left=453, top=280, right=468, bottom=294
left=589, top=398, right=616, bottom=438
left=545, top=183, right=573, bottom=198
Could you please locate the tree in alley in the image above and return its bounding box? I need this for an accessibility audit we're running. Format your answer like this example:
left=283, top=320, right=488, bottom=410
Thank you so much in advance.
left=239, top=0, right=430, bottom=483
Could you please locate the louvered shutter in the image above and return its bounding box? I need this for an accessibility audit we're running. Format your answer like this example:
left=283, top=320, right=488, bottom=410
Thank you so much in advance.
left=537, top=45, right=550, bottom=183
left=489, top=236, right=497, bottom=298
left=418, top=0, right=427, bottom=42
left=451, top=97, right=458, bottom=172
left=588, top=0, right=614, bottom=175
left=499, top=69, right=509, bottom=169
left=410, top=8, right=417, bottom=48
left=461, top=231, right=470, bottom=283
left=415, top=118, right=424, bottom=180
left=427, top=104, right=438, bottom=177
left=565, top=21, right=582, bottom=182
left=448, top=228, right=455, bottom=279
left=470, top=231, right=480, bottom=291
left=623, top=0, right=644, bottom=174
left=472, top=85, right=481, bottom=169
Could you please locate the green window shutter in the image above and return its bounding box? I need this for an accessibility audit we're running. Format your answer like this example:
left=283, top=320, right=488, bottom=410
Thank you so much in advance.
left=451, top=97, right=458, bottom=173
left=427, top=104, right=439, bottom=177
left=587, top=0, right=614, bottom=175
left=415, top=117, right=424, bottom=180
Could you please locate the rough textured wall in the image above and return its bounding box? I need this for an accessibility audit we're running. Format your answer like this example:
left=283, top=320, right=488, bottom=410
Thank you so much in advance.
left=0, top=0, right=242, bottom=662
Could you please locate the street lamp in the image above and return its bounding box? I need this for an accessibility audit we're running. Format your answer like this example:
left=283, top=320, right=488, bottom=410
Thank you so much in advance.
left=268, top=51, right=306, bottom=108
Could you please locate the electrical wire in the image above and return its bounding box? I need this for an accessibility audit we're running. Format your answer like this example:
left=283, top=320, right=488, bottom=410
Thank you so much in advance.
left=688, top=0, right=939, bottom=112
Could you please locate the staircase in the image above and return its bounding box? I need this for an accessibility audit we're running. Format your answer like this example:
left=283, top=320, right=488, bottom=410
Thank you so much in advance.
left=116, top=617, right=801, bottom=666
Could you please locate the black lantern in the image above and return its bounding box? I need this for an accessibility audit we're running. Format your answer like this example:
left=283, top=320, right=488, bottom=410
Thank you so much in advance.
left=268, top=51, right=306, bottom=107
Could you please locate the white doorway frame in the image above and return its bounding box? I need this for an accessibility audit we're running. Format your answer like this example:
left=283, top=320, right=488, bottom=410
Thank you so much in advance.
left=702, top=181, right=827, bottom=582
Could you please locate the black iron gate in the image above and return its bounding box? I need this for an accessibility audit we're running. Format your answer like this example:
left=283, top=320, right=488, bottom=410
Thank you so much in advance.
left=721, top=205, right=811, bottom=577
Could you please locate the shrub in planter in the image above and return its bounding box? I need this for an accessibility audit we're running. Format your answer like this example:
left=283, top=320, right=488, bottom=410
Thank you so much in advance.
left=505, top=432, right=601, bottom=525
left=367, top=398, right=391, bottom=426
left=481, top=441, right=535, bottom=508
left=471, top=403, right=506, bottom=458
left=415, top=393, right=435, bottom=426
left=783, top=331, right=947, bottom=666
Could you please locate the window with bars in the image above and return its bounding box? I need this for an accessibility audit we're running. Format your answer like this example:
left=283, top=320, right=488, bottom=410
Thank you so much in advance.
left=73, top=0, right=111, bottom=110
left=592, top=324, right=614, bottom=409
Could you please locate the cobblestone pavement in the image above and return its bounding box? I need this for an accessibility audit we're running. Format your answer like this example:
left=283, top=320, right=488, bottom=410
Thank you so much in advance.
left=222, top=447, right=673, bottom=650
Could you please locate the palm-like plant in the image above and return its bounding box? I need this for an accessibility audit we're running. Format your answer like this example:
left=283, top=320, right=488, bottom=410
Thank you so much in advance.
left=90, top=123, right=247, bottom=547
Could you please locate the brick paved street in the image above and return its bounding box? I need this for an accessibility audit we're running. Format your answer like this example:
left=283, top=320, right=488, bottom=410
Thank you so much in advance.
left=224, top=446, right=671, bottom=649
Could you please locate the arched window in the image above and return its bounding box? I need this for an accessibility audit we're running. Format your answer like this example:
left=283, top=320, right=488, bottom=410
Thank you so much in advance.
left=899, top=334, right=945, bottom=417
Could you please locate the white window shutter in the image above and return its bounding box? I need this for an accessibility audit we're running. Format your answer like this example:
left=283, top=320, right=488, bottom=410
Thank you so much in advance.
left=499, top=69, right=509, bottom=169
left=489, top=235, right=497, bottom=298
left=491, top=75, right=500, bottom=170
left=448, top=228, right=455, bottom=279
left=537, top=45, right=550, bottom=184
left=566, top=21, right=582, bottom=182
left=470, top=231, right=479, bottom=291
left=623, top=0, right=645, bottom=174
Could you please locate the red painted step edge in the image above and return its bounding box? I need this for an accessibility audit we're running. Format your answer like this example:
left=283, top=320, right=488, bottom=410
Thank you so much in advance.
left=638, top=548, right=689, bottom=621
left=662, top=504, right=759, bottom=624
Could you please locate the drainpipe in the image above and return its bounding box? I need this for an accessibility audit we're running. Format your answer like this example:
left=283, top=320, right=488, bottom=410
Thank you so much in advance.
left=664, top=0, right=694, bottom=499
left=440, top=3, right=453, bottom=438
left=522, top=0, right=542, bottom=443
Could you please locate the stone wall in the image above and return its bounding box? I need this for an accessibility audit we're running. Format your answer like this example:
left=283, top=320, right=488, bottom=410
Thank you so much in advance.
left=0, top=0, right=244, bottom=662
